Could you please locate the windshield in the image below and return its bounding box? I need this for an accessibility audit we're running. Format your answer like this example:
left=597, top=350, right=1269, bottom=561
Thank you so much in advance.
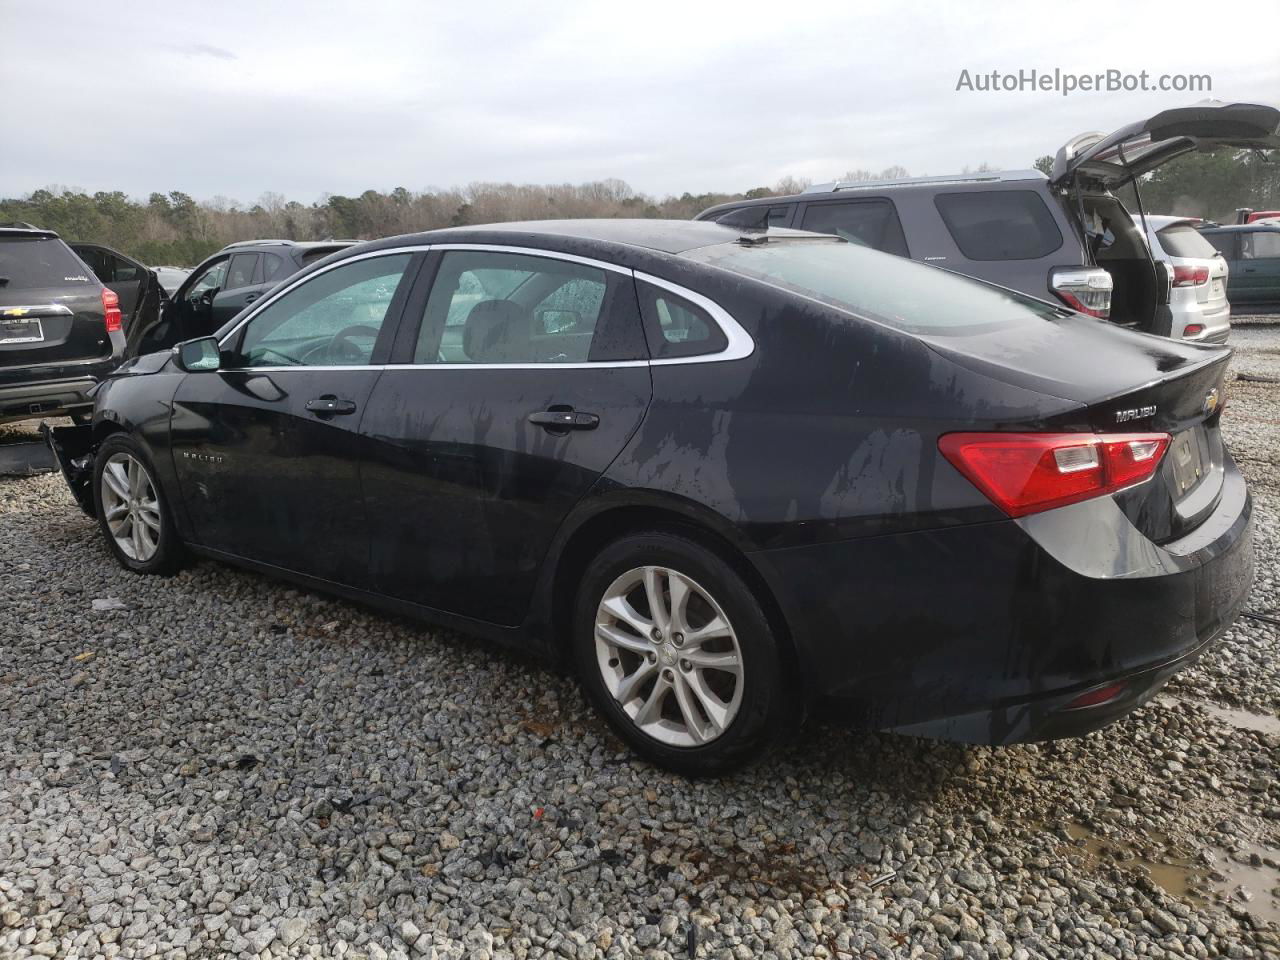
left=682, top=238, right=1066, bottom=334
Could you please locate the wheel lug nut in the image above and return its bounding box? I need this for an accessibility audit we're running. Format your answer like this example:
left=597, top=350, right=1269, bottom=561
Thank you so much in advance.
left=663, top=669, right=674, bottom=682
left=672, top=632, right=684, bottom=647
left=680, top=659, right=691, bottom=672
left=647, top=653, right=657, bottom=664
left=651, top=629, right=663, bottom=642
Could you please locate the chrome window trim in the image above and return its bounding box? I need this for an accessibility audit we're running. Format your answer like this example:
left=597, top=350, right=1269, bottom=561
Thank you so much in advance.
left=215, top=242, right=755, bottom=372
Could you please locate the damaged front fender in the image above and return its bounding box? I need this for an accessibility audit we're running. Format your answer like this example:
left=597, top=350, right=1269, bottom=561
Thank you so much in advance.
left=41, top=422, right=97, bottom=517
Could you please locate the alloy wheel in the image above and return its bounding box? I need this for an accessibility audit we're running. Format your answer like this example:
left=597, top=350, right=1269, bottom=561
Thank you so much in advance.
left=594, top=565, right=744, bottom=747
left=100, top=452, right=161, bottom=562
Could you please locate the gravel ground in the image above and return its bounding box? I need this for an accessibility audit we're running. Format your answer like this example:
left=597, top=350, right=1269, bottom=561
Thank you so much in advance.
left=2, top=325, right=1279, bottom=960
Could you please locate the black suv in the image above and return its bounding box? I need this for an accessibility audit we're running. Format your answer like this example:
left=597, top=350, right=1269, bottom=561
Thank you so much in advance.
left=133, top=239, right=353, bottom=355
left=0, top=225, right=155, bottom=424
left=698, top=101, right=1280, bottom=340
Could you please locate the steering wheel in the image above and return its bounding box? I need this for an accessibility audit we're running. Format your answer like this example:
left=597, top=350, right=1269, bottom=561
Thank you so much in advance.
left=321, top=324, right=381, bottom=364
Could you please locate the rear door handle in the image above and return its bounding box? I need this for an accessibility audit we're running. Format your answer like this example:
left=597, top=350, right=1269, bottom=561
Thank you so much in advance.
left=244, top=292, right=262, bottom=303
left=305, top=396, right=357, bottom=416
left=528, top=409, right=599, bottom=430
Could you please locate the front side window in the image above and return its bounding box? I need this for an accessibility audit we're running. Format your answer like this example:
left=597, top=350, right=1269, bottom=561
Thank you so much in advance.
left=801, top=200, right=909, bottom=256
left=934, top=190, right=1063, bottom=261
left=1242, top=231, right=1280, bottom=259
left=416, top=250, right=609, bottom=364
left=232, top=254, right=411, bottom=367
left=187, top=260, right=228, bottom=299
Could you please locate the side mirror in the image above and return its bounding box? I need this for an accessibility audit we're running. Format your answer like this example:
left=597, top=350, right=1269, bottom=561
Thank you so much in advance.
left=174, top=336, right=221, bottom=372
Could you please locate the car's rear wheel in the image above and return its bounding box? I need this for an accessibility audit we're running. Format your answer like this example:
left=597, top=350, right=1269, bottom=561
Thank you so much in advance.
left=92, top=435, right=183, bottom=574
left=573, top=531, right=793, bottom=776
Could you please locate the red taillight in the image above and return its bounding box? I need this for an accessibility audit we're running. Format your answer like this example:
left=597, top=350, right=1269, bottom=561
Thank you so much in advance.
left=102, top=288, right=122, bottom=333
left=1171, top=265, right=1209, bottom=287
left=938, top=432, right=1171, bottom=518
left=1182, top=323, right=1206, bottom=339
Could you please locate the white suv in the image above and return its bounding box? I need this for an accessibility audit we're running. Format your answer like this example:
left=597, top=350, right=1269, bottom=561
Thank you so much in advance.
left=1135, top=215, right=1231, bottom=342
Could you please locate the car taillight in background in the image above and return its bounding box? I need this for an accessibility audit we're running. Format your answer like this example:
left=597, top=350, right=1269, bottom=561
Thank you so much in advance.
left=1182, top=323, right=1206, bottom=339
left=939, top=432, right=1171, bottom=518
left=1171, top=265, right=1210, bottom=287
left=102, top=288, right=122, bottom=333
left=1049, top=267, right=1113, bottom=318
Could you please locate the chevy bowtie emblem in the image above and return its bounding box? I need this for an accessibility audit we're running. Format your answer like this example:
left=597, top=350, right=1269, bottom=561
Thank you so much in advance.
left=1203, top=388, right=1220, bottom=417
left=3, top=307, right=29, bottom=317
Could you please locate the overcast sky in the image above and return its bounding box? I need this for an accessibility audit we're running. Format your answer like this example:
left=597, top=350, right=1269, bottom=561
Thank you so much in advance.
left=3, top=0, right=1277, bottom=205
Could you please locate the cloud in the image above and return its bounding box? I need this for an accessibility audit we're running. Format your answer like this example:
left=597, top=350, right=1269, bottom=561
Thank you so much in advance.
left=166, top=42, right=237, bottom=61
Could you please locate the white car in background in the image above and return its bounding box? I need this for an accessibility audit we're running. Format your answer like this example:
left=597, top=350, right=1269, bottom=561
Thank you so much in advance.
left=1134, top=215, right=1231, bottom=342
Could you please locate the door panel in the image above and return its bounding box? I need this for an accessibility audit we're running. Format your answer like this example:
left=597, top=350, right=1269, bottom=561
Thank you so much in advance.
left=168, top=252, right=418, bottom=584
left=360, top=365, right=651, bottom=623
left=1234, top=231, right=1280, bottom=304
left=359, top=247, right=652, bottom=625
left=170, top=368, right=384, bottom=582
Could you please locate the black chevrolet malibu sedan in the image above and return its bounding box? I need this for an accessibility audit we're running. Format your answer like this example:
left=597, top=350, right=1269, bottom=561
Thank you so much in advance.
left=47, top=219, right=1253, bottom=775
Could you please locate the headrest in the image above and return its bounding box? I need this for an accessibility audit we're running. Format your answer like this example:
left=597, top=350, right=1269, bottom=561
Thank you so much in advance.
left=462, top=299, right=529, bottom=362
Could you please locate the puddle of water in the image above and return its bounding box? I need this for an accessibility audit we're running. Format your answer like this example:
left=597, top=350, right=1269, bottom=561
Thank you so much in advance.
left=1198, top=702, right=1280, bottom=737
left=1059, top=823, right=1280, bottom=928
left=1156, top=695, right=1280, bottom=737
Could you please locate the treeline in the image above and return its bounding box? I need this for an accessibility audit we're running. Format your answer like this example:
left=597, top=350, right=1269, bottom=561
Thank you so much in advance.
left=3, top=150, right=1275, bottom=268
left=0, top=178, right=810, bottom=268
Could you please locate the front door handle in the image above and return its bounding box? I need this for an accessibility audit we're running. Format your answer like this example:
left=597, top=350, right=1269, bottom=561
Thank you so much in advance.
left=244, top=292, right=262, bottom=303
left=528, top=409, right=599, bottom=431
left=305, top=396, right=357, bottom=416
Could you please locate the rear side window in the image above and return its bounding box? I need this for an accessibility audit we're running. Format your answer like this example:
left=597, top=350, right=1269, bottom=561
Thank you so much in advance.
left=262, top=252, right=284, bottom=279
left=636, top=282, right=727, bottom=359
left=800, top=200, right=909, bottom=256
left=716, top=205, right=791, bottom=228
left=1243, top=231, right=1280, bottom=260
left=0, top=238, right=94, bottom=290
left=1157, top=224, right=1218, bottom=259
left=934, top=190, right=1063, bottom=261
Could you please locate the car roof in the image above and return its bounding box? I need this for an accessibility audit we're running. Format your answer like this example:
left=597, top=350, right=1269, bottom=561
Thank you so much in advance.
left=365, top=219, right=765, bottom=256
left=219, top=239, right=357, bottom=252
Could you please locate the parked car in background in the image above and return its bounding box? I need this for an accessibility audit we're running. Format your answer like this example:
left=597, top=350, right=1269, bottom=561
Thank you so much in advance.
left=1133, top=215, right=1230, bottom=342
left=68, top=242, right=165, bottom=355
left=47, top=219, right=1252, bottom=774
left=132, top=239, right=354, bottom=355
left=696, top=100, right=1280, bottom=340
left=150, top=266, right=191, bottom=296
left=1199, top=224, right=1280, bottom=309
left=1234, top=209, right=1280, bottom=224
left=0, top=225, right=135, bottom=424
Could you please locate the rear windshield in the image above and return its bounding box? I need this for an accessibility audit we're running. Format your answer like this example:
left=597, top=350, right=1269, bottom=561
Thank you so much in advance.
left=683, top=238, right=1065, bottom=335
left=1157, top=224, right=1219, bottom=259
left=0, top=237, right=95, bottom=291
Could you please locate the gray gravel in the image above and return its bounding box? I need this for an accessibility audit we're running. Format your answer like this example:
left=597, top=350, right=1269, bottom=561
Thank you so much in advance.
left=2, top=326, right=1279, bottom=959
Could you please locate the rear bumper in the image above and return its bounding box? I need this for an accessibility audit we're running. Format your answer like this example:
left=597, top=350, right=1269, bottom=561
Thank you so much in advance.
left=0, top=376, right=98, bottom=422
left=750, top=458, right=1254, bottom=744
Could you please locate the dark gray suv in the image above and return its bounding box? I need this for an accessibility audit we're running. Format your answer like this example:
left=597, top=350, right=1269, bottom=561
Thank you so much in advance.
left=698, top=101, right=1279, bottom=340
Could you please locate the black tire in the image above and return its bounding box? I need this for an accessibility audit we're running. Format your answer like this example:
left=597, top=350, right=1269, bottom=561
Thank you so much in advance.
left=572, top=530, right=795, bottom=777
left=91, top=434, right=184, bottom=575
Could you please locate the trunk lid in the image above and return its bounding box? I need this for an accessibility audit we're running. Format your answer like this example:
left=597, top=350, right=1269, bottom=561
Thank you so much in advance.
left=1, top=234, right=111, bottom=369
left=921, top=314, right=1232, bottom=542
left=1050, top=100, right=1280, bottom=188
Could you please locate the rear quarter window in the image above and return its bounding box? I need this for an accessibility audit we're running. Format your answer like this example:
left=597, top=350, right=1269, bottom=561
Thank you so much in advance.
left=0, top=238, right=95, bottom=291
left=934, top=190, right=1063, bottom=261
left=1157, top=224, right=1218, bottom=259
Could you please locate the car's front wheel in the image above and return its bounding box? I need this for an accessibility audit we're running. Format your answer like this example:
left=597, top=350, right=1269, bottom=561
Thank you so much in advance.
left=92, top=435, right=183, bottom=574
left=573, top=531, right=794, bottom=776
